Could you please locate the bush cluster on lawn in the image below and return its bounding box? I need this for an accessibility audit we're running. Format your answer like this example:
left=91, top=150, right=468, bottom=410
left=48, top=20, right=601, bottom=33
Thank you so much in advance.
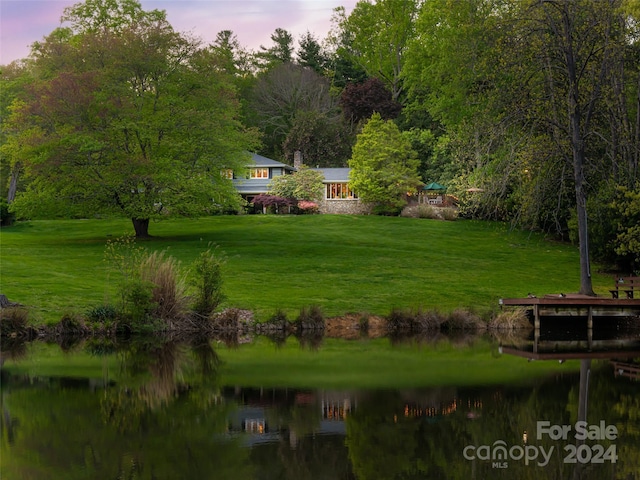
left=0, top=307, right=31, bottom=337
left=401, top=204, right=458, bottom=220
left=78, top=236, right=228, bottom=334
left=296, top=201, right=319, bottom=214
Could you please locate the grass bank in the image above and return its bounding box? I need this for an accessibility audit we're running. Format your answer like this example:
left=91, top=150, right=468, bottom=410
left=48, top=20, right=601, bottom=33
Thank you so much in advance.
left=0, top=215, right=612, bottom=323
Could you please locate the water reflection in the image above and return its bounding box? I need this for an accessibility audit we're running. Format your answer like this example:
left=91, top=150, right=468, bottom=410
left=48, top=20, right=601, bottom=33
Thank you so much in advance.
left=1, top=330, right=639, bottom=480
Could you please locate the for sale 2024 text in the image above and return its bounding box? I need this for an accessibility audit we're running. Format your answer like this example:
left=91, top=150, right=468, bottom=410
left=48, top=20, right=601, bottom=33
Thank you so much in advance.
left=462, top=421, right=618, bottom=468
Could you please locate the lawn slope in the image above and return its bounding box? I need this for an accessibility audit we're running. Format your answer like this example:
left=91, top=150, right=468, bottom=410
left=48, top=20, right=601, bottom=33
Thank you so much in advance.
left=0, top=215, right=611, bottom=322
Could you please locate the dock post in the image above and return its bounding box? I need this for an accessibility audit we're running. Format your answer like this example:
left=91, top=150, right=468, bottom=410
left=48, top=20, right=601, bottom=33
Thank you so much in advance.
left=587, top=306, right=593, bottom=350
left=533, top=305, right=540, bottom=353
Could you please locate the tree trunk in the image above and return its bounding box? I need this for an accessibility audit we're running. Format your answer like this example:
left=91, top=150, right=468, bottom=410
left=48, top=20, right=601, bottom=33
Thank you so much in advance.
left=7, top=163, right=20, bottom=203
left=570, top=110, right=595, bottom=296
left=573, top=161, right=595, bottom=296
left=131, top=218, right=150, bottom=238
left=563, top=7, right=595, bottom=297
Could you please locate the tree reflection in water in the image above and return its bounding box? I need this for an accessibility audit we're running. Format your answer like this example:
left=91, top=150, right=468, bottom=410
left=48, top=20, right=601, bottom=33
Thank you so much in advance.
left=1, top=332, right=639, bottom=479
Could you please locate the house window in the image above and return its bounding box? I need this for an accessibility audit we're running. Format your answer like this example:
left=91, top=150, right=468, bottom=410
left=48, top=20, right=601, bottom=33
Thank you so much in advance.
left=326, top=183, right=357, bottom=199
left=250, top=168, right=269, bottom=179
left=221, top=169, right=233, bottom=179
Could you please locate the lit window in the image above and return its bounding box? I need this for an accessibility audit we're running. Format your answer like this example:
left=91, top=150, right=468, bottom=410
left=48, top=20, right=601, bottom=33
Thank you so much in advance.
left=221, top=169, right=233, bottom=179
left=326, top=183, right=357, bottom=199
left=250, top=168, right=269, bottom=179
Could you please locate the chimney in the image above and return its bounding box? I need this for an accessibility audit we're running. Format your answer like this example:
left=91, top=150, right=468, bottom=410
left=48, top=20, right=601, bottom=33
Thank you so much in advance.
left=294, top=150, right=303, bottom=170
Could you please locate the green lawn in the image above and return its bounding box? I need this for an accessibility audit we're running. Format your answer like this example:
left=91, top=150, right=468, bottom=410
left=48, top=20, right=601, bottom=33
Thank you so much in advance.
left=0, top=215, right=612, bottom=323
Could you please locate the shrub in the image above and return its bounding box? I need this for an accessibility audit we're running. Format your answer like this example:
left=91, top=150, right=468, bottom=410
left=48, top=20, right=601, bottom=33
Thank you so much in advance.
left=489, top=307, right=531, bottom=330
left=386, top=308, right=415, bottom=330
left=386, top=307, right=444, bottom=331
left=297, top=201, right=319, bottom=214
left=0, top=307, right=30, bottom=336
left=140, top=251, right=188, bottom=319
left=56, top=313, right=89, bottom=335
left=86, top=304, right=119, bottom=322
left=401, top=204, right=458, bottom=220
left=439, top=207, right=458, bottom=221
left=358, top=313, right=370, bottom=332
left=190, top=248, right=226, bottom=317
left=441, top=309, right=485, bottom=331
left=122, top=279, right=157, bottom=328
left=415, top=204, right=438, bottom=219
left=252, top=194, right=294, bottom=213
left=86, top=304, right=119, bottom=333
left=294, top=305, right=325, bottom=331
left=265, top=309, right=289, bottom=330
left=411, top=309, right=445, bottom=330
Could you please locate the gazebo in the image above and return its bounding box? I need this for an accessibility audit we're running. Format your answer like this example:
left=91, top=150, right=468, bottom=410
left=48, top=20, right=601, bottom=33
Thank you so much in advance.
left=422, top=182, right=446, bottom=205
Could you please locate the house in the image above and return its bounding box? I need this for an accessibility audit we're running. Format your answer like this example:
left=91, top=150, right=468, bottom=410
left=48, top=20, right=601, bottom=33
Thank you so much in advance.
left=231, top=152, right=295, bottom=205
left=232, top=152, right=370, bottom=214
left=310, top=166, right=368, bottom=214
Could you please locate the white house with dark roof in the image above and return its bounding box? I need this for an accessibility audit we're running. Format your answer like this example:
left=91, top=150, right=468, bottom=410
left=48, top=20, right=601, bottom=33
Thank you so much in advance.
left=232, top=152, right=370, bottom=214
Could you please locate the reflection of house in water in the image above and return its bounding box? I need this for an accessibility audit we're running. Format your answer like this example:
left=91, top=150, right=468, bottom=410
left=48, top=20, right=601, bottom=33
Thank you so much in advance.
left=322, top=392, right=353, bottom=420
left=226, top=406, right=282, bottom=446
left=220, top=387, right=487, bottom=447
left=401, top=397, right=484, bottom=420
left=221, top=387, right=357, bottom=446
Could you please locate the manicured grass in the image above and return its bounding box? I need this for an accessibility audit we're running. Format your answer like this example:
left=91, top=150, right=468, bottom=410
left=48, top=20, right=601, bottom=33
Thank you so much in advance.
left=0, top=215, right=612, bottom=323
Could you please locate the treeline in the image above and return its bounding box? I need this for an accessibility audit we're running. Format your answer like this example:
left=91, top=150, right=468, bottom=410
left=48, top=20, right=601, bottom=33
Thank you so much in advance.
left=1, top=0, right=638, bottom=272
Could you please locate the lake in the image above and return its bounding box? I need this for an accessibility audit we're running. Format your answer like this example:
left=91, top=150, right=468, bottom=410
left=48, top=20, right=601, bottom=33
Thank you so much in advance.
left=1, top=328, right=639, bottom=479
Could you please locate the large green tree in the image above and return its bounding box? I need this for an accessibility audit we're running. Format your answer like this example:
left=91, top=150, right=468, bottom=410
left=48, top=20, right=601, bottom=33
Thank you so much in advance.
left=333, top=0, right=421, bottom=102
left=250, top=62, right=338, bottom=160
left=0, top=60, right=33, bottom=205
left=282, top=110, right=354, bottom=168
left=404, top=0, right=639, bottom=283
left=254, top=27, right=295, bottom=72
left=268, top=165, right=325, bottom=202
left=349, top=113, right=422, bottom=214
left=3, top=0, right=258, bottom=237
left=514, top=0, right=631, bottom=294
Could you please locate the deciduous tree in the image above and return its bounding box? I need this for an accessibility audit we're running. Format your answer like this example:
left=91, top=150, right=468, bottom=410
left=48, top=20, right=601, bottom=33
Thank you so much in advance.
left=333, top=0, right=421, bottom=101
left=251, top=63, right=338, bottom=159
left=4, top=0, right=258, bottom=237
left=283, top=110, right=354, bottom=167
left=339, top=78, right=402, bottom=124
left=517, top=0, right=630, bottom=294
left=349, top=113, right=421, bottom=214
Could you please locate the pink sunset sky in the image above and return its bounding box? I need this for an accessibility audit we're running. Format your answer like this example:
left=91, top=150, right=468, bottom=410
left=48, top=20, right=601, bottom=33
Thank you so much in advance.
left=0, top=0, right=358, bottom=65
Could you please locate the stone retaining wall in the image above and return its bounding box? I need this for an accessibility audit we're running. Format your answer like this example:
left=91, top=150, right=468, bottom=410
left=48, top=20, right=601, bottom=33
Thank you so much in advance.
left=318, top=199, right=371, bottom=215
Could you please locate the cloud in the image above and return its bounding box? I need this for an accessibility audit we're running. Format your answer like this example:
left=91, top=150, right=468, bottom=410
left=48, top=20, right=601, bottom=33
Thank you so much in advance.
left=0, top=0, right=356, bottom=64
left=0, top=0, right=68, bottom=63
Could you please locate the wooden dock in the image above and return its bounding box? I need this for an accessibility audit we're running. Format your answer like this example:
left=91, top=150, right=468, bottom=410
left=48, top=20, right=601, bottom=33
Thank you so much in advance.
left=499, top=293, right=640, bottom=329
